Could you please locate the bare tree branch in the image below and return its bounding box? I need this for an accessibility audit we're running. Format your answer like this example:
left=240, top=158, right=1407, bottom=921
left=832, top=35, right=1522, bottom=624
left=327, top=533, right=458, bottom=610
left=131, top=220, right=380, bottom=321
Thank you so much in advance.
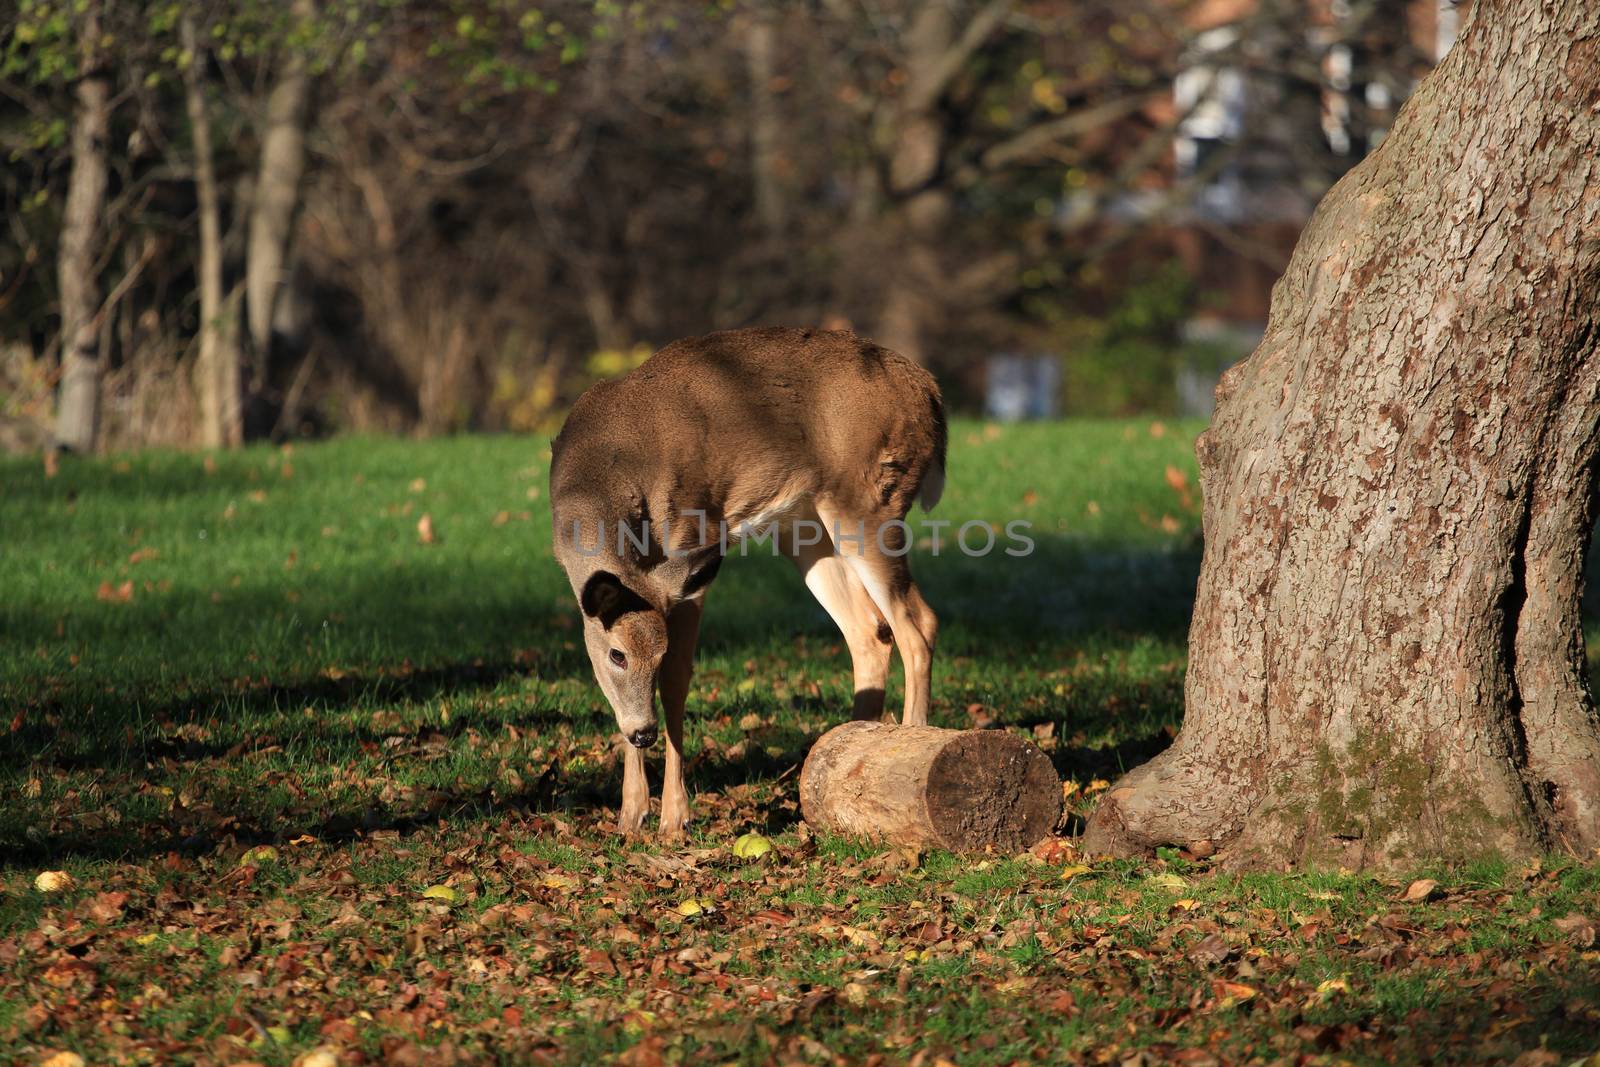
left=902, top=0, right=1013, bottom=113
left=973, top=92, right=1162, bottom=173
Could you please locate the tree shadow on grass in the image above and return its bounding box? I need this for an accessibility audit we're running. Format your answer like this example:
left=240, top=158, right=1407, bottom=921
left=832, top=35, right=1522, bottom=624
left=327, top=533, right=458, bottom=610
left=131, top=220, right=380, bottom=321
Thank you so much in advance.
left=0, top=450, right=273, bottom=508
left=2, top=534, right=1203, bottom=861
left=15, top=659, right=614, bottom=771
left=0, top=574, right=594, bottom=767
left=0, top=730, right=800, bottom=863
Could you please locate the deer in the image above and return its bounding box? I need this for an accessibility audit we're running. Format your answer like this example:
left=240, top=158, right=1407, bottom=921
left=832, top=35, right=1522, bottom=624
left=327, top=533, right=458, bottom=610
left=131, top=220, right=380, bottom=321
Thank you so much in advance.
left=548, top=326, right=947, bottom=835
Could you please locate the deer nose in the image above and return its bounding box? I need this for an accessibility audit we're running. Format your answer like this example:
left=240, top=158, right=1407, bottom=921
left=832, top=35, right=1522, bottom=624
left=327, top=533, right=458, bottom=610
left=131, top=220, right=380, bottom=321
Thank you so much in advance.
left=627, top=726, right=658, bottom=749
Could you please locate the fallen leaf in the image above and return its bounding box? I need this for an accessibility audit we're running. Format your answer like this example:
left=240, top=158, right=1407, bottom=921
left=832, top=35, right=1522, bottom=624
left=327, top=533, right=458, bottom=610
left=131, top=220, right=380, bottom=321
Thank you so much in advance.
left=96, top=580, right=134, bottom=603
left=839, top=925, right=880, bottom=950
left=1213, top=980, right=1257, bottom=1008
left=417, top=514, right=437, bottom=544
left=1402, top=878, right=1440, bottom=902
left=1506, top=1051, right=1561, bottom=1067
left=1060, top=864, right=1093, bottom=881
left=1148, top=872, right=1190, bottom=891
left=615, top=1036, right=665, bottom=1067
left=1188, top=933, right=1230, bottom=966
left=1031, top=837, right=1076, bottom=864
left=86, top=890, right=129, bottom=923
left=240, top=846, right=280, bottom=865
left=38, top=1053, right=85, bottom=1067
left=421, top=884, right=460, bottom=904
left=1315, top=977, right=1350, bottom=1001
left=675, top=898, right=711, bottom=917
left=1552, top=913, right=1596, bottom=947
left=294, top=1049, right=340, bottom=1067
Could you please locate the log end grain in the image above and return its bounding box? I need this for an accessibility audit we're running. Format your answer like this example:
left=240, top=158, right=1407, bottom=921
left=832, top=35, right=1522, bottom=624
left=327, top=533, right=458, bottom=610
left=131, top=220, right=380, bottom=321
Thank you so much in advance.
left=924, top=730, right=1062, bottom=852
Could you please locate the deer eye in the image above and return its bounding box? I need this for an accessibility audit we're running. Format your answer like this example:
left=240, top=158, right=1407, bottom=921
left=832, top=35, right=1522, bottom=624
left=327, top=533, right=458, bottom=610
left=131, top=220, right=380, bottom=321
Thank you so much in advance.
left=608, top=648, right=628, bottom=669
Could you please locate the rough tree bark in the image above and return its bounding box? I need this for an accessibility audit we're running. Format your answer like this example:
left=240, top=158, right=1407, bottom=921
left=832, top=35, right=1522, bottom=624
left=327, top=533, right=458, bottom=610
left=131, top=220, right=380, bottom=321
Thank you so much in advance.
left=246, top=0, right=314, bottom=380
left=1085, top=0, right=1600, bottom=870
left=53, top=0, right=111, bottom=453
left=182, top=15, right=243, bottom=447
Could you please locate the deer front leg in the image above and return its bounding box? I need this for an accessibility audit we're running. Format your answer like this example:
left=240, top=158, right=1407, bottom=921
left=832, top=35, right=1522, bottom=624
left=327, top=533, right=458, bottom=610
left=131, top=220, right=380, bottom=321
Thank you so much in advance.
left=657, top=599, right=703, bottom=838
left=617, top=743, right=650, bottom=834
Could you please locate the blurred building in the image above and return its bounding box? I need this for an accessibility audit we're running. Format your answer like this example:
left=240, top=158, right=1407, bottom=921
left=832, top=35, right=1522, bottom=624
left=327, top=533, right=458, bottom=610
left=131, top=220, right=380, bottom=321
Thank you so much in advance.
left=1108, top=0, right=1458, bottom=414
left=985, top=353, right=1061, bottom=422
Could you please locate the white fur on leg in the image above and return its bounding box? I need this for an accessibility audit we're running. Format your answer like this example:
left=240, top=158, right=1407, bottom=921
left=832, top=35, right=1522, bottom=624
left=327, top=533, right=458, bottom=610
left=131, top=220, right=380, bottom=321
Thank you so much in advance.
left=617, top=742, right=650, bottom=833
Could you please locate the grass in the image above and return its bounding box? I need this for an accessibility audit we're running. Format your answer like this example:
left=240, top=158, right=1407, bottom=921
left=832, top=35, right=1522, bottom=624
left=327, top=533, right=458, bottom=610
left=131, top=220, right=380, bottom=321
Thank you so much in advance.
left=1, top=419, right=1597, bottom=1065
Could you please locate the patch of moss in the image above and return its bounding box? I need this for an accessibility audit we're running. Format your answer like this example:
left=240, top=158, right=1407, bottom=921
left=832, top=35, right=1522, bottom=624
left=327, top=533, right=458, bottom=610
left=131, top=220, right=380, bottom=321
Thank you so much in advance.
left=1286, top=733, right=1523, bottom=865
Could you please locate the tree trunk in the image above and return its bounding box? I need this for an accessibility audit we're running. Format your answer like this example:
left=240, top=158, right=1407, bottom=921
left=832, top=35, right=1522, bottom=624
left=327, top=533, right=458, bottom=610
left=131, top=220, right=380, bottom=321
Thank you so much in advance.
left=182, top=16, right=243, bottom=448
left=745, top=10, right=785, bottom=237
left=873, top=1, right=956, bottom=366
left=53, top=0, right=111, bottom=453
left=246, top=0, right=314, bottom=381
left=800, top=721, right=1061, bottom=852
left=872, top=0, right=1011, bottom=364
left=1085, top=0, right=1600, bottom=870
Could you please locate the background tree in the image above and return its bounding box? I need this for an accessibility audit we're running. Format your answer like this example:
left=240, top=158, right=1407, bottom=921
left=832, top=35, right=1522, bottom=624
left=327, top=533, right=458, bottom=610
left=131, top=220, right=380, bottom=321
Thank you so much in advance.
left=48, top=0, right=111, bottom=453
left=244, top=0, right=315, bottom=389
left=1085, top=0, right=1600, bottom=869
left=814, top=0, right=1190, bottom=364
left=2, top=0, right=1446, bottom=447
left=179, top=9, right=240, bottom=446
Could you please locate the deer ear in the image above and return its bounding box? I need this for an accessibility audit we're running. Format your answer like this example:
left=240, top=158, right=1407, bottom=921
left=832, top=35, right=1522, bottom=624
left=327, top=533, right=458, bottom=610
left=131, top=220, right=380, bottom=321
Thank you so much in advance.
left=681, top=551, right=723, bottom=597
left=580, top=571, right=625, bottom=620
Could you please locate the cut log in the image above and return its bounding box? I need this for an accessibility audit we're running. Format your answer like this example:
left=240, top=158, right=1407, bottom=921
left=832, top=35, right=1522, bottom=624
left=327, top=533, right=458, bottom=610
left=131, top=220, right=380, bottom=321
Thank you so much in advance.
left=799, top=721, right=1061, bottom=852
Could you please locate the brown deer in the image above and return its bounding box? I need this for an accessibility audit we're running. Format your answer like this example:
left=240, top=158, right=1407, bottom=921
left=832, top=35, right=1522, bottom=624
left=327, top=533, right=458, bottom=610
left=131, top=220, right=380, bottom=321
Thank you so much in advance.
left=549, top=327, right=946, bottom=835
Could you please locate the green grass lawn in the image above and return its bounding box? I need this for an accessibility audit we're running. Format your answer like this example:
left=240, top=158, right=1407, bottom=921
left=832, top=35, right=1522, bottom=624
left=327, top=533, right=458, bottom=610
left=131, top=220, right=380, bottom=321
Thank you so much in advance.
left=1, top=420, right=1597, bottom=1065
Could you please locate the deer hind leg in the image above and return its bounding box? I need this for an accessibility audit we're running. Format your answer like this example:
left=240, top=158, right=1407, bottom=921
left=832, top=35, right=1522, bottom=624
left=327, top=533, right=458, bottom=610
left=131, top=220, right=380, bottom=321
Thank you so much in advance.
left=657, top=599, right=702, bottom=838
left=785, top=510, right=894, bottom=722
left=818, top=504, right=937, bottom=727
